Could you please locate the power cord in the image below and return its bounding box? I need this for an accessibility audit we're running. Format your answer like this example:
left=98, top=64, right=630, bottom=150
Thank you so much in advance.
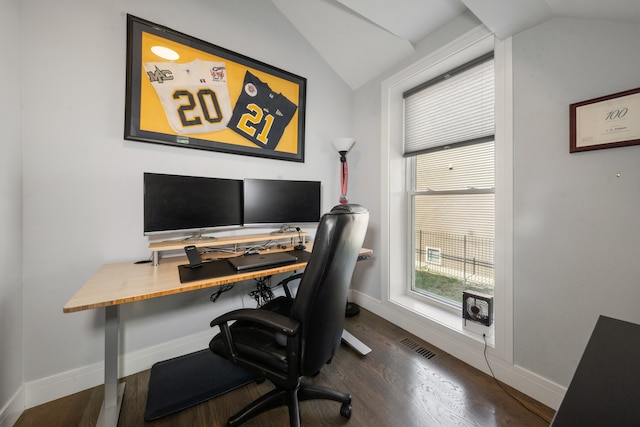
left=210, top=284, right=234, bottom=303
left=242, top=242, right=272, bottom=254
left=482, top=334, right=550, bottom=424
left=202, top=246, right=237, bottom=253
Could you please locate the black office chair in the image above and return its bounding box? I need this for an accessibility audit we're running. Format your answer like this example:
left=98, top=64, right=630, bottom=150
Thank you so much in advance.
left=209, top=204, right=369, bottom=427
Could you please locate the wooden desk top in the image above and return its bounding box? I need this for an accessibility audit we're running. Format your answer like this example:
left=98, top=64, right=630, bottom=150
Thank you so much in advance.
left=63, top=248, right=372, bottom=313
left=63, top=255, right=308, bottom=313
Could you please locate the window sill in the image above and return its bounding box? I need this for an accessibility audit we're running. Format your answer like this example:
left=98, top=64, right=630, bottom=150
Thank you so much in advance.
left=388, top=292, right=495, bottom=347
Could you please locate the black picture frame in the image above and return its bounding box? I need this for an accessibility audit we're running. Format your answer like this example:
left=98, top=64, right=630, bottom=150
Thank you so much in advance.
left=125, top=15, right=307, bottom=162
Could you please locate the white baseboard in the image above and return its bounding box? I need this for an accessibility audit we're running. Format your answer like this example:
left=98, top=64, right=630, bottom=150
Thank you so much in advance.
left=350, top=290, right=565, bottom=410
left=20, top=294, right=565, bottom=413
left=0, top=385, right=25, bottom=427
left=24, top=328, right=215, bottom=409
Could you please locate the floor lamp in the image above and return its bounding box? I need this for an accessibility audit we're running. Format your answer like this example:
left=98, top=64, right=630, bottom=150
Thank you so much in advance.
left=331, top=137, right=360, bottom=317
left=331, top=137, right=356, bottom=204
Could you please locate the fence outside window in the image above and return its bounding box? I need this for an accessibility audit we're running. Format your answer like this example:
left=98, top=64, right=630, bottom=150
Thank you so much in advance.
left=415, top=230, right=494, bottom=293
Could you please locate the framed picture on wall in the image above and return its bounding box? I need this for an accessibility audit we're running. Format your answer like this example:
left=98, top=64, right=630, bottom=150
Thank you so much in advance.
left=570, top=88, right=640, bottom=153
left=125, top=14, right=307, bottom=162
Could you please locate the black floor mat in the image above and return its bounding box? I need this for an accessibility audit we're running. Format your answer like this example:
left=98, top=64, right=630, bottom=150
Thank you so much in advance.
left=144, top=349, right=259, bottom=421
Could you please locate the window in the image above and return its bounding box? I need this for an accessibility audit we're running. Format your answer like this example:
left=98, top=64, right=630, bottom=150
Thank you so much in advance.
left=404, top=53, right=495, bottom=308
left=382, top=30, right=511, bottom=356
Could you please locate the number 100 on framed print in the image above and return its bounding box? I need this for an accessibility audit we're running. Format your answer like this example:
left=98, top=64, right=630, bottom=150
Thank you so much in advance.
left=124, top=15, right=307, bottom=162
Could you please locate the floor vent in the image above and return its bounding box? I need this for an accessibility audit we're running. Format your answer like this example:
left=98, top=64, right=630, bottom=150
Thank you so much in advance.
left=401, top=338, right=436, bottom=360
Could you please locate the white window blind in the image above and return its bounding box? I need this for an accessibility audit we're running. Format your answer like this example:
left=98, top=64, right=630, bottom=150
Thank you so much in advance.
left=403, top=52, right=494, bottom=157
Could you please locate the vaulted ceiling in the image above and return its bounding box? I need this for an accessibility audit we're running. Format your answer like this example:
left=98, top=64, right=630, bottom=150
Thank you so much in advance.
left=271, top=0, right=640, bottom=89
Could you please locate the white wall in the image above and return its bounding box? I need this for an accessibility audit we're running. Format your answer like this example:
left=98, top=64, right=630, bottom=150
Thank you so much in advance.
left=511, top=17, right=640, bottom=386
left=19, top=0, right=353, bottom=407
left=0, top=0, right=24, bottom=424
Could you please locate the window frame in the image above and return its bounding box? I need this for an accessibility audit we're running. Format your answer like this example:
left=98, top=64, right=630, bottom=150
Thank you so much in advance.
left=380, top=27, right=513, bottom=363
left=408, top=140, right=496, bottom=306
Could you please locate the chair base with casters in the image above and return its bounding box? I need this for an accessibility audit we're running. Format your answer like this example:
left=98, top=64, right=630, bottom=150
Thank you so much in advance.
left=209, top=303, right=354, bottom=427
left=227, top=381, right=351, bottom=427
left=209, top=204, right=369, bottom=427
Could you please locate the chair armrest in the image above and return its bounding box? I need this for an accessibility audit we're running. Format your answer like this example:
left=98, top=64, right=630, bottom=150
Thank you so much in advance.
left=276, top=273, right=304, bottom=298
left=210, top=308, right=300, bottom=336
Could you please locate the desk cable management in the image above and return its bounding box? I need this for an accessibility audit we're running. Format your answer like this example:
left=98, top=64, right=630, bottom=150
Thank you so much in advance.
left=210, top=277, right=276, bottom=306
left=211, top=272, right=301, bottom=307
left=249, top=277, right=275, bottom=306
left=206, top=239, right=299, bottom=305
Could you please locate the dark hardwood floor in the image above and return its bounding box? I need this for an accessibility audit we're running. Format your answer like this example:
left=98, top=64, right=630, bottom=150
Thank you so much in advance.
left=15, top=308, right=554, bottom=426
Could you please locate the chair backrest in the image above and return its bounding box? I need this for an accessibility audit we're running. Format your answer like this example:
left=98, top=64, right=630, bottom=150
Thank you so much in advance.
left=291, top=204, right=369, bottom=376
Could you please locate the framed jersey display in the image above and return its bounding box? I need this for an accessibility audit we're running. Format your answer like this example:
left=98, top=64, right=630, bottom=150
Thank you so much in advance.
left=125, top=15, right=307, bottom=162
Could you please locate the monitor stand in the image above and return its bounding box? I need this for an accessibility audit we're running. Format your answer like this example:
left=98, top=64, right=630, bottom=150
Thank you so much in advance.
left=270, top=224, right=296, bottom=235
left=182, top=230, right=217, bottom=242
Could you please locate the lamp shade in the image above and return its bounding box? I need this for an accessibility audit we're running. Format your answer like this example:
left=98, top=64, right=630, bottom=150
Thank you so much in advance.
left=331, top=137, right=356, bottom=154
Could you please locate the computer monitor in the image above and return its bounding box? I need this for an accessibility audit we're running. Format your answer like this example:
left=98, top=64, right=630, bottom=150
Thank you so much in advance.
left=243, top=178, right=321, bottom=227
left=143, top=172, right=243, bottom=237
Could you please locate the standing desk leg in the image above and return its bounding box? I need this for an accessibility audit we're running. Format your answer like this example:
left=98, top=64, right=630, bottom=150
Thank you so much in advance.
left=97, top=305, right=125, bottom=427
left=341, top=329, right=372, bottom=355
